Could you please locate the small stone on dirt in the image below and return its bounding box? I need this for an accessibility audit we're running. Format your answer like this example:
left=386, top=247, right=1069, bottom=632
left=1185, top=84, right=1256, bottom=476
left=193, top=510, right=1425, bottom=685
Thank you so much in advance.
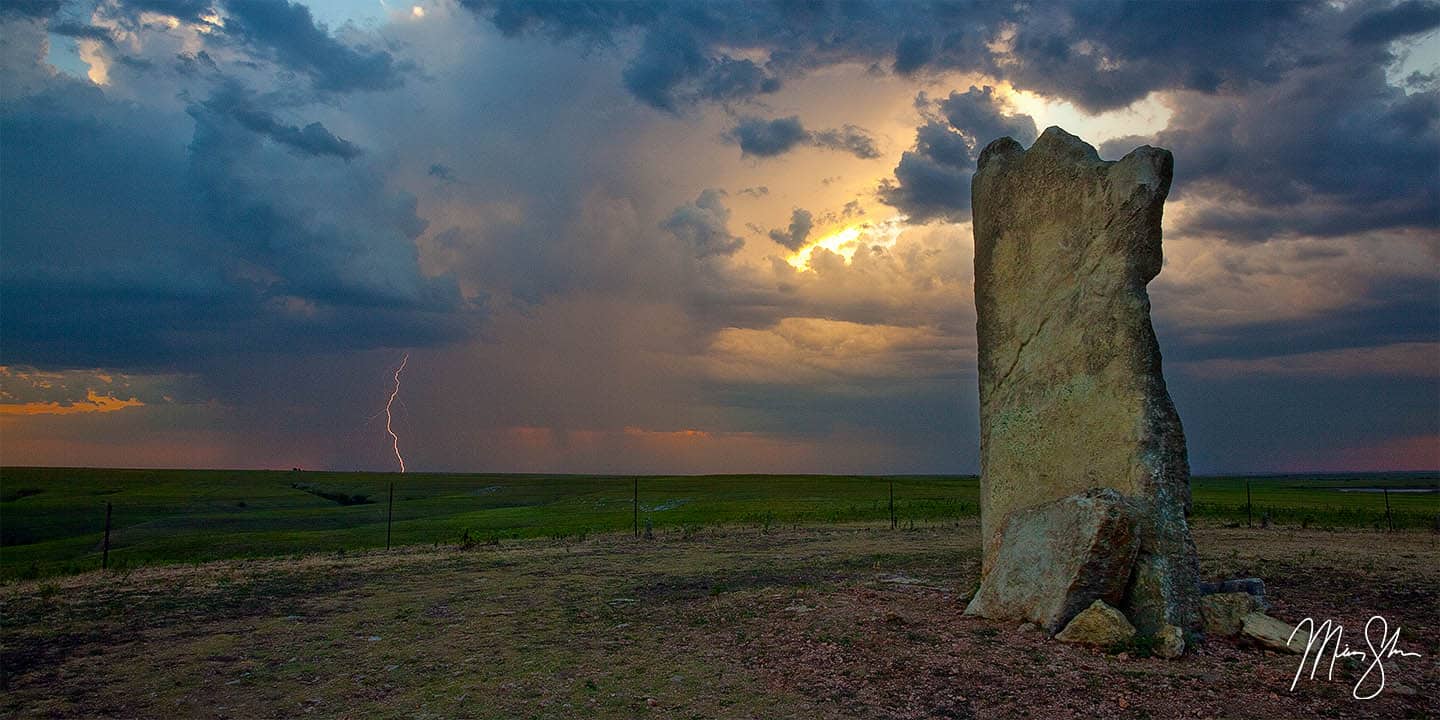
left=1155, top=624, right=1185, bottom=658
left=1055, top=599, right=1136, bottom=646
left=1200, top=592, right=1258, bottom=637
left=878, top=574, right=922, bottom=584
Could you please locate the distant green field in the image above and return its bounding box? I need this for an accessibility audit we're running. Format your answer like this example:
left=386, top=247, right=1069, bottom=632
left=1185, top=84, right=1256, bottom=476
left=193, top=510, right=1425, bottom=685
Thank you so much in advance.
left=0, top=467, right=1435, bottom=580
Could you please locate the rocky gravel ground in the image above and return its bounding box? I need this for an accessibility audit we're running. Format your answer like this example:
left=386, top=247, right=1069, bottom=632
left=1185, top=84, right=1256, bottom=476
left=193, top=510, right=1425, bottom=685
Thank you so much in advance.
left=3, top=522, right=1435, bottom=718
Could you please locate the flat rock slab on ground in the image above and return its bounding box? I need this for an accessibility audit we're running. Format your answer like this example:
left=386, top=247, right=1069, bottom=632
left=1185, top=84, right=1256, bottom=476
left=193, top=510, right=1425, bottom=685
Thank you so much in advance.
left=1242, top=611, right=1311, bottom=654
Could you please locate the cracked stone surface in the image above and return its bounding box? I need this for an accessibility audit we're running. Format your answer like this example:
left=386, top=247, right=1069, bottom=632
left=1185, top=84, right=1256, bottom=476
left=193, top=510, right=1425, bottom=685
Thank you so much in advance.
left=969, top=126, right=1200, bottom=634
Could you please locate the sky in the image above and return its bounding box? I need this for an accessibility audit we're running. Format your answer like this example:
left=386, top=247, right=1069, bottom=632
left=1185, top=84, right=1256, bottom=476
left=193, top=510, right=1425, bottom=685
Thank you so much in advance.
left=1, top=0, right=1437, bottom=475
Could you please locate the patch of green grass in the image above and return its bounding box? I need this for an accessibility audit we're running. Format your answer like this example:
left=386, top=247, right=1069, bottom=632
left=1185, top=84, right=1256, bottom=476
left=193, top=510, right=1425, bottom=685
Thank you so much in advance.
left=1191, top=473, right=1438, bottom=530
left=0, top=469, right=983, bottom=579
left=0, top=467, right=1433, bottom=580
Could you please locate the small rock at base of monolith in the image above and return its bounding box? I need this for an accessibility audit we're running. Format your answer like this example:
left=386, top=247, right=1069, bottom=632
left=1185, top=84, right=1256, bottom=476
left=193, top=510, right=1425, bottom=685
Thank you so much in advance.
left=1200, top=592, right=1260, bottom=637
left=1199, top=577, right=1268, bottom=609
left=964, top=488, right=1139, bottom=633
left=1055, top=600, right=1136, bottom=646
left=1241, top=612, right=1309, bottom=654
left=1199, top=578, right=1265, bottom=596
left=1155, top=624, right=1186, bottom=658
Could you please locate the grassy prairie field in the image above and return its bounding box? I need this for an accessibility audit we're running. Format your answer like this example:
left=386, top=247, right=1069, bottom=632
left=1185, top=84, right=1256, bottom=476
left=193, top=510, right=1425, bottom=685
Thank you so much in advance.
left=0, top=467, right=1435, bottom=580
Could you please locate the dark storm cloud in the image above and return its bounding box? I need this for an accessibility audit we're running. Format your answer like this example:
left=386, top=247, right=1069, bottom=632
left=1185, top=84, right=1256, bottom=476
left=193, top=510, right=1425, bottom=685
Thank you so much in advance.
left=472, top=1, right=782, bottom=111
left=621, top=25, right=781, bottom=112
left=459, top=0, right=1331, bottom=113
left=881, top=134, right=973, bottom=222
left=892, top=34, right=933, bottom=76
left=465, top=0, right=956, bottom=109
left=196, top=85, right=362, bottom=160
left=1406, top=69, right=1439, bottom=90
left=726, top=116, right=880, bottom=159
left=49, top=22, right=114, bottom=44
left=768, top=208, right=814, bottom=251
left=1159, top=277, right=1440, bottom=365
left=0, top=0, right=59, bottom=19
left=810, top=125, right=881, bottom=159
left=464, top=0, right=984, bottom=110
left=727, top=115, right=807, bottom=156
left=1346, top=0, right=1440, bottom=45
left=881, top=87, right=1037, bottom=222
left=116, top=0, right=215, bottom=22
left=476, top=0, right=662, bottom=41
left=463, top=0, right=1422, bottom=258
left=220, top=0, right=402, bottom=93
left=936, top=87, right=1039, bottom=151
left=0, top=26, right=473, bottom=370
left=622, top=25, right=707, bottom=111
left=998, top=1, right=1312, bottom=113
left=183, top=91, right=456, bottom=308
left=662, top=189, right=744, bottom=257
left=175, top=49, right=220, bottom=76
left=1100, top=66, right=1439, bottom=243
left=697, top=56, right=782, bottom=102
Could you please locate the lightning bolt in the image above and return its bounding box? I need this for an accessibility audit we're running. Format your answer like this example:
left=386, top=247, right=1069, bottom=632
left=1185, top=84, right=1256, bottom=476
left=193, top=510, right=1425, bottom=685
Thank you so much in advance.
left=385, top=353, right=409, bottom=473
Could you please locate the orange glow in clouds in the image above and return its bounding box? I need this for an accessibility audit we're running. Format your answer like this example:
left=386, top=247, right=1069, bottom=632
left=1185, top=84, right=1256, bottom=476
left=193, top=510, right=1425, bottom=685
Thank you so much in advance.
left=0, top=390, right=144, bottom=416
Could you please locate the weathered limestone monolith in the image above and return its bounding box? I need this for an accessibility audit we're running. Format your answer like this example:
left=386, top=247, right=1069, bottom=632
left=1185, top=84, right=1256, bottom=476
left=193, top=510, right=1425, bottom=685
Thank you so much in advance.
left=964, top=127, right=1200, bottom=636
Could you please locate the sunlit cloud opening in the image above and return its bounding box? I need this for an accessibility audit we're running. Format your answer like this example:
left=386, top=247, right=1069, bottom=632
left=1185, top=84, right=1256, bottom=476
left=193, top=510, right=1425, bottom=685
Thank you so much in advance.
left=786, top=216, right=908, bottom=270
left=78, top=39, right=110, bottom=85
left=1004, top=86, right=1173, bottom=145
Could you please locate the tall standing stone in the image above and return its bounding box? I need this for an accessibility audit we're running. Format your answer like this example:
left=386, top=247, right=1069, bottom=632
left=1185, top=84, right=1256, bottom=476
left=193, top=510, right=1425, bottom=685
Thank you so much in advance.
left=966, top=127, right=1199, bottom=634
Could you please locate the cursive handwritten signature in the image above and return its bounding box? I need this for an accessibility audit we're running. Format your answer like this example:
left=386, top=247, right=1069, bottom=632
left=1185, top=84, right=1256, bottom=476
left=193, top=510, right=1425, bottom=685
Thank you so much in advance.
left=1289, top=615, right=1423, bottom=700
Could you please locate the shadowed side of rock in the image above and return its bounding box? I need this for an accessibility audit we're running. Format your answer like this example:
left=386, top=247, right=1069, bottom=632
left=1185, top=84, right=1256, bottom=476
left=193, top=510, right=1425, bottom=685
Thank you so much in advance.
left=968, top=126, right=1200, bottom=635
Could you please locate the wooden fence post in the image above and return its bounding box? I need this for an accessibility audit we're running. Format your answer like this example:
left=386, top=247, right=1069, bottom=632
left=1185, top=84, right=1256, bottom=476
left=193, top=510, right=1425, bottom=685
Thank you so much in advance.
left=102, top=501, right=113, bottom=570
left=1246, top=480, right=1252, bottom=527
left=889, top=479, right=896, bottom=530
left=1384, top=487, right=1394, bottom=532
